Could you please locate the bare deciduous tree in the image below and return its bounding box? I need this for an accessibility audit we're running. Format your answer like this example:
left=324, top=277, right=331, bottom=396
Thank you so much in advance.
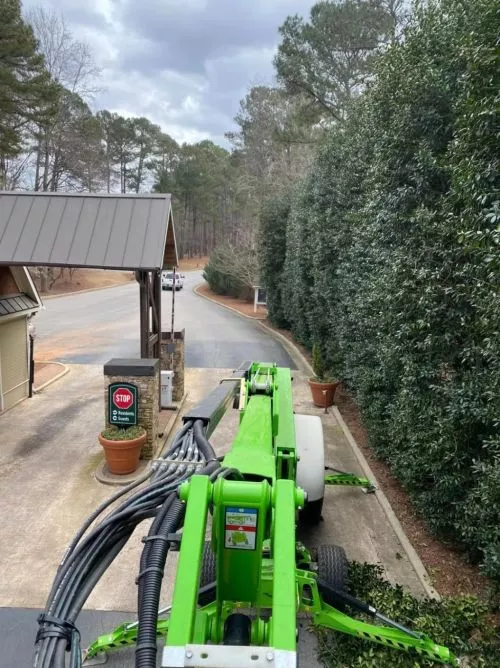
left=25, top=7, right=100, bottom=98
left=27, top=6, right=101, bottom=193
left=24, top=7, right=102, bottom=291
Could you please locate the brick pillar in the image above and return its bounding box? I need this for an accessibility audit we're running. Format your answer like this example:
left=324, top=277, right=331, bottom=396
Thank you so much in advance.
left=103, top=358, right=160, bottom=460
left=160, top=329, right=185, bottom=402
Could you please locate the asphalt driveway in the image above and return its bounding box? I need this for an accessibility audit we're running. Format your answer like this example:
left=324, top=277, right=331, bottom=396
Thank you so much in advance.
left=34, top=272, right=295, bottom=368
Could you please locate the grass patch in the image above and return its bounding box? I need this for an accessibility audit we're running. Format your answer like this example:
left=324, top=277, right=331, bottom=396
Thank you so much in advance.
left=101, top=425, right=145, bottom=441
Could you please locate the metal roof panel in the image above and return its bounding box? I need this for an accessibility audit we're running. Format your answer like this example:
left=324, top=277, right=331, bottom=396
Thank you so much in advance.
left=121, top=198, right=151, bottom=269
left=0, top=192, right=176, bottom=270
left=66, top=197, right=98, bottom=266
left=84, top=197, right=117, bottom=266
left=141, top=198, right=169, bottom=269
left=0, top=293, right=38, bottom=317
left=0, top=194, right=17, bottom=241
left=0, top=195, right=34, bottom=259
left=45, top=196, right=73, bottom=263
left=14, top=196, right=52, bottom=263
left=103, top=197, right=135, bottom=268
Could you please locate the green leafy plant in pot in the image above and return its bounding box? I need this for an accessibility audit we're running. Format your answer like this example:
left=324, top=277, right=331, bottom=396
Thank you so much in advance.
left=308, top=344, right=339, bottom=408
left=98, top=424, right=147, bottom=475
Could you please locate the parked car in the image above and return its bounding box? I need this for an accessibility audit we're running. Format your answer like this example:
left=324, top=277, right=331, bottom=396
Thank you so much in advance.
left=162, top=271, right=184, bottom=290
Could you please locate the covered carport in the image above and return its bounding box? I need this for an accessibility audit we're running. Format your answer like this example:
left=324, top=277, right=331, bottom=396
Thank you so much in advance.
left=0, top=192, right=178, bottom=362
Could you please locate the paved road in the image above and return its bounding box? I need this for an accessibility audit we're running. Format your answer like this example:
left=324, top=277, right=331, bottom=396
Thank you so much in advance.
left=34, top=271, right=295, bottom=369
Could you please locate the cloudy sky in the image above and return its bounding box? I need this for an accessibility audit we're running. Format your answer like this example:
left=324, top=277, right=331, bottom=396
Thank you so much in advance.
left=24, top=0, right=315, bottom=146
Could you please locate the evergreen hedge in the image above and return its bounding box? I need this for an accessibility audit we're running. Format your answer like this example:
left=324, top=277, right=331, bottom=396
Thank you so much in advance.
left=260, top=0, right=500, bottom=578
left=203, top=246, right=252, bottom=299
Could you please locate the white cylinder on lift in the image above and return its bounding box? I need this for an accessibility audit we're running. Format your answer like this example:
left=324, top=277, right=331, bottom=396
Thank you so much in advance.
left=294, top=413, right=325, bottom=503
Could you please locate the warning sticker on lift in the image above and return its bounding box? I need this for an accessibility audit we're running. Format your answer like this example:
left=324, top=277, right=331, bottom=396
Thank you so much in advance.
left=224, top=507, right=258, bottom=550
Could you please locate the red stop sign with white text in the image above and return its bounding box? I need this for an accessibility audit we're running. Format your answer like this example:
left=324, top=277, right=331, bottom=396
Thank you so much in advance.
left=113, top=387, right=134, bottom=410
left=109, top=382, right=138, bottom=425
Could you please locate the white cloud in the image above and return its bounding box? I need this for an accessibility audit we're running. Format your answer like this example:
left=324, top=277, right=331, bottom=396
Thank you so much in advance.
left=23, top=0, right=315, bottom=146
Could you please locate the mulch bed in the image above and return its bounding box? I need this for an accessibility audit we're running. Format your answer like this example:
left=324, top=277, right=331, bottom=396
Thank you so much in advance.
left=334, top=384, right=495, bottom=600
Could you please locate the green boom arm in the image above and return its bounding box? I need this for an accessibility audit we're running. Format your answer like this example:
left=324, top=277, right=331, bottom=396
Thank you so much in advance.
left=84, top=363, right=459, bottom=667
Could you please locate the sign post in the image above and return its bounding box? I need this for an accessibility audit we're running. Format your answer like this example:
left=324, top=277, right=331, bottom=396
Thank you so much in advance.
left=108, top=382, right=138, bottom=426
left=253, top=286, right=267, bottom=313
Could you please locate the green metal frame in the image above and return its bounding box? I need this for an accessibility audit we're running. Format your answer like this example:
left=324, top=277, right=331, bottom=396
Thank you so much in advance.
left=325, top=472, right=376, bottom=492
left=84, top=363, right=459, bottom=666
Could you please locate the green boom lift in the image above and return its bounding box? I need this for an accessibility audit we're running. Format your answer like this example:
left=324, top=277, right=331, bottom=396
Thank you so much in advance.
left=35, top=362, right=460, bottom=668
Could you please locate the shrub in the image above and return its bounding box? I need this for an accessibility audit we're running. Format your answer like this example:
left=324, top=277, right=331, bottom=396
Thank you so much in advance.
left=203, top=244, right=258, bottom=300
left=317, top=562, right=500, bottom=667
left=259, top=194, right=291, bottom=328
left=312, top=343, right=329, bottom=381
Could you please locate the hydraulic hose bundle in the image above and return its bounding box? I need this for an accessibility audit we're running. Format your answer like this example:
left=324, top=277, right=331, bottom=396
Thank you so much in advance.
left=34, top=418, right=220, bottom=668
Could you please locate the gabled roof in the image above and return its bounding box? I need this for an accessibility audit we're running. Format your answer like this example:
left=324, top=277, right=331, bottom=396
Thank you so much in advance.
left=0, top=192, right=177, bottom=271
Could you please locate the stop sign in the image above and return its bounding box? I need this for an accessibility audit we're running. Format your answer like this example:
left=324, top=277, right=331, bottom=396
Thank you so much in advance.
left=113, top=387, right=134, bottom=410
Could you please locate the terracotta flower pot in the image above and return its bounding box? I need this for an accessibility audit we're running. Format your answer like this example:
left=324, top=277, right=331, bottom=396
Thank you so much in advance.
left=308, top=378, right=339, bottom=408
left=98, top=430, right=147, bottom=475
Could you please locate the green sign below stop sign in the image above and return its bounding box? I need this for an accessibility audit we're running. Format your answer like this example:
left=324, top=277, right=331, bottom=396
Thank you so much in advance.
left=108, top=382, right=138, bottom=426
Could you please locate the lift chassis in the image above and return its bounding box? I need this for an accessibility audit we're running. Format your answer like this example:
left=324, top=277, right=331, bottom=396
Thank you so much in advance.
left=85, top=362, right=458, bottom=667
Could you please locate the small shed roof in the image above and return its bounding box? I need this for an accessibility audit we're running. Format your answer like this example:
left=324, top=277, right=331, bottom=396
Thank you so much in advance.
left=0, top=192, right=177, bottom=271
left=0, top=294, right=38, bottom=316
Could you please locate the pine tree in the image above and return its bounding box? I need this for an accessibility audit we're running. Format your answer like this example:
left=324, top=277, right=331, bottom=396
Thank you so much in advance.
left=0, top=0, right=56, bottom=168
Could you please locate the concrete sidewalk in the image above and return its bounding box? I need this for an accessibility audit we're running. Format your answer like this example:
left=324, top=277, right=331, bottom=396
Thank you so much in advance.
left=0, top=363, right=427, bottom=666
left=0, top=365, right=226, bottom=611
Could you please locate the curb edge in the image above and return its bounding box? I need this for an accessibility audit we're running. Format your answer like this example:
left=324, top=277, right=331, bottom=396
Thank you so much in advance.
left=193, top=284, right=267, bottom=321
left=33, top=362, right=70, bottom=393
left=332, top=406, right=441, bottom=601
left=42, top=279, right=134, bottom=300
left=157, top=391, right=189, bottom=455
left=258, top=320, right=313, bottom=377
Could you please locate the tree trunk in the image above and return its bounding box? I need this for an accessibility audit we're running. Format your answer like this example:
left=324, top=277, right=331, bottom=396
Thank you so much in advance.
left=34, top=138, right=42, bottom=191
left=121, top=159, right=126, bottom=193
left=42, top=139, right=50, bottom=191
left=51, top=151, right=59, bottom=191
left=0, top=158, right=7, bottom=190
left=40, top=268, right=48, bottom=293
left=106, top=156, right=111, bottom=193
left=49, top=268, right=65, bottom=289
left=136, top=153, right=143, bottom=193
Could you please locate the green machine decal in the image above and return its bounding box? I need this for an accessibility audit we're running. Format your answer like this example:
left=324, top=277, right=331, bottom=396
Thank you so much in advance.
left=224, top=507, right=258, bottom=550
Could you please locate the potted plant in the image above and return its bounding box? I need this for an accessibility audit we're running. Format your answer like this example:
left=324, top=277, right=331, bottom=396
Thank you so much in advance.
left=98, top=425, right=147, bottom=475
left=308, top=344, right=339, bottom=408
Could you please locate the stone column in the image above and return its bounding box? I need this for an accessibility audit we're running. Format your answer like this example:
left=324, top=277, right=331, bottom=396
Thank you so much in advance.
left=160, top=329, right=185, bottom=402
left=103, top=358, right=160, bottom=459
